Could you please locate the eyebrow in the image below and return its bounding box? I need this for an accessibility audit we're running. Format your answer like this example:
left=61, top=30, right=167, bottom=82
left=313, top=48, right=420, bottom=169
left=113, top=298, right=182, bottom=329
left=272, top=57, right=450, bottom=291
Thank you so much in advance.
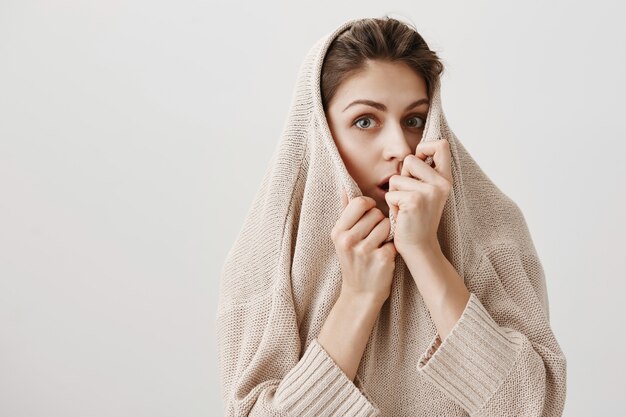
left=342, top=98, right=429, bottom=113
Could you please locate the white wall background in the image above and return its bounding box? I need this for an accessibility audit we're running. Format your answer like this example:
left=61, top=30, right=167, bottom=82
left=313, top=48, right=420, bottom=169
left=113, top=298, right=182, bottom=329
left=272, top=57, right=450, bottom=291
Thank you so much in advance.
left=1, top=1, right=624, bottom=416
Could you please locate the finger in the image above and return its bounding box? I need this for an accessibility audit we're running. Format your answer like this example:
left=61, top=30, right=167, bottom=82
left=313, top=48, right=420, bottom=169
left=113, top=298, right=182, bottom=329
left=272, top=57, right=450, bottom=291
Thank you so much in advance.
left=384, top=189, right=401, bottom=208
left=384, top=189, right=416, bottom=213
left=400, top=154, right=440, bottom=184
left=384, top=189, right=410, bottom=219
left=335, top=195, right=376, bottom=233
left=382, top=241, right=397, bottom=257
left=390, top=175, right=414, bottom=191
left=361, top=216, right=391, bottom=250
left=414, top=139, right=453, bottom=183
left=341, top=188, right=348, bottom=208
left=350, top=207, right=386, bottom=241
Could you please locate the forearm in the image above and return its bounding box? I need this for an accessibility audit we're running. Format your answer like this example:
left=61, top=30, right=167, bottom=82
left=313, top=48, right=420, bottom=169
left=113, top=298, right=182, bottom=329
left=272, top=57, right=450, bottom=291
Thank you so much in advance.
left=401, top=244, right=470, bottom=340
left=316, top=289, right=384, bottom=381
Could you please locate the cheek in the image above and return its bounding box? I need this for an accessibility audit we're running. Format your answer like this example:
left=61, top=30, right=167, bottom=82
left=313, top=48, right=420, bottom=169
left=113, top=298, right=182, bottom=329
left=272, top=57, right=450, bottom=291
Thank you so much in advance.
left=344, top=153, right=379, bottom=193
left=342, top=145, right=374, bottom=171
left=330, top=128, right=378, bottom=179
left=333, top=133, right=364, bottom=164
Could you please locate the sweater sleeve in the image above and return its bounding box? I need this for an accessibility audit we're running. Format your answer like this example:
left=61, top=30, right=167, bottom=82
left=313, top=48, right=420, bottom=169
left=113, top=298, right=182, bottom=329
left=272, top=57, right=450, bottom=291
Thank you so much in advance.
left=216, top=290, right=380, bottom=417
left=415, top=244, right=567, bottom=416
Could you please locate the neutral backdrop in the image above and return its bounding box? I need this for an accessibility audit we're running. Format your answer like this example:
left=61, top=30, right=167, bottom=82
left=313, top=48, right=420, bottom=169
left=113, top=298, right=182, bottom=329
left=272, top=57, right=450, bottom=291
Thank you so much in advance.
left=1, top=1, right=624, bottom=416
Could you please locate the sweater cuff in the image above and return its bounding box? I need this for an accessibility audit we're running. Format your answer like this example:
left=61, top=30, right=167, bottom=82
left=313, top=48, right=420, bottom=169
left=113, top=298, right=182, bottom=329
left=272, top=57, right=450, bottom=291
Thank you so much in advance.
left=274, top=338, right=380, bottom=416
left=416, top=292, right=524, bottom=413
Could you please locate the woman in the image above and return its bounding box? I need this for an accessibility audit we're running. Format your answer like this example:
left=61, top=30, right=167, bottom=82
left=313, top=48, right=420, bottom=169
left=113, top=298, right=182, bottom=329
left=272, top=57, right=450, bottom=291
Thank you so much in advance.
left=216, top=16, right=567, bottom=416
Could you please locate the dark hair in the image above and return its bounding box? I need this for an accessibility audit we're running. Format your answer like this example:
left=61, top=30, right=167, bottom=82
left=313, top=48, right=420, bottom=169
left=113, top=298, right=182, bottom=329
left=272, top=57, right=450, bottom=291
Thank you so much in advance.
left=321, top=16, right=445, bottom=111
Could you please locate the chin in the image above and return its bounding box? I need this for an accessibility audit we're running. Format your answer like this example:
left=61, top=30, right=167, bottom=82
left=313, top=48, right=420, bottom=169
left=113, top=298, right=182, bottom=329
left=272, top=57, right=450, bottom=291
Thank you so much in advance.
left=366, top=189, right=390, bottom=217
left=377, top=201, right=390, bottom=218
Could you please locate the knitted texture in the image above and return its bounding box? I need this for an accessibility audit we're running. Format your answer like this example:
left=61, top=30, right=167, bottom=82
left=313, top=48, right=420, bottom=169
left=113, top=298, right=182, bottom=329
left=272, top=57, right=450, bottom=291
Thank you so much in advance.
left=216, top=17, right=567, bottom=416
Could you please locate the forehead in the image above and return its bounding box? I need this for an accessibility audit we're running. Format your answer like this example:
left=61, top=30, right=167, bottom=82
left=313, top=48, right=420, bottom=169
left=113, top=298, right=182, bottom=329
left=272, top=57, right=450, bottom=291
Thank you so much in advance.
left=333, top=60, right=428, bottom=105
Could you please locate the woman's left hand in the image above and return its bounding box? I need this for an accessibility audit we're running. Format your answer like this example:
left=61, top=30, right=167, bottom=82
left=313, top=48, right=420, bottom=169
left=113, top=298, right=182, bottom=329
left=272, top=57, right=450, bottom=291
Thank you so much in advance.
left=385, top=139, right=453, bottom=256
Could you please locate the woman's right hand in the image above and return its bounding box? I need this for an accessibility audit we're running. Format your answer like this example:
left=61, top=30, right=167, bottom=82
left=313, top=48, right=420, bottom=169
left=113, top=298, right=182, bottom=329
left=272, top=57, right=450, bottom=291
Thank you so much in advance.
left=330, top=189, right=398, bottom=304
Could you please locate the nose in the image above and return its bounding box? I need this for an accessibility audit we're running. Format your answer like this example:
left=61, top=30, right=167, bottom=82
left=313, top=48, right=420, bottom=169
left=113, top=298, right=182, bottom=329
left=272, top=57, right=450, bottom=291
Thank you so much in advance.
left=381, top=122, right=413, bottom=162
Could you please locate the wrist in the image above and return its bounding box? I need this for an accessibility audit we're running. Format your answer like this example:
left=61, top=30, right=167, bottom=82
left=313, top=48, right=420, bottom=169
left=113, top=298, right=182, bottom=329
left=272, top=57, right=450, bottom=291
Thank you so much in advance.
left=317, top=285, right=384, bottom=381
left=398, top=240, right=442, bottom=260
left=339, top=286, right=387, bottom=311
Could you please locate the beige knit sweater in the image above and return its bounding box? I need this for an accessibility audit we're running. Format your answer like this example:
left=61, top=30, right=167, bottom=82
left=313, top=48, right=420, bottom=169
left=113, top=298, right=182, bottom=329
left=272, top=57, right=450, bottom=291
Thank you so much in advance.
left=216, top=18, right=567, bottom=416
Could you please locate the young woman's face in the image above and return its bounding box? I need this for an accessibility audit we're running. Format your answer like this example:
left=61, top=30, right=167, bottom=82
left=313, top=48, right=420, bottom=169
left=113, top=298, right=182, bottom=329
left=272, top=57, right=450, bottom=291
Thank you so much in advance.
left=325, top=59, right=430, bottom=217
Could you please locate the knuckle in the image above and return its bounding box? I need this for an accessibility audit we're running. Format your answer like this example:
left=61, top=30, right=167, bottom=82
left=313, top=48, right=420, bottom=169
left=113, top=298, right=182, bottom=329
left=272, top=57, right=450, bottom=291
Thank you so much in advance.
left=377, top=248, right=394, bottom=263
left=354, top=244, right=367, bottom=257
left=435, top=179, right=451, bottom=195
left=337, top=232, right=356, bottom=249
left=359, top=196, right=374, bottom=205
left=408, top=193, right=422, bottom=206
left=371, top=207, right=384, bottom=219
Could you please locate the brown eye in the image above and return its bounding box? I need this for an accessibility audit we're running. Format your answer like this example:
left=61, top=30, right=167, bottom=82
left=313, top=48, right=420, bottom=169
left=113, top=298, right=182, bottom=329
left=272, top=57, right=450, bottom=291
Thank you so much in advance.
left=406, top=115, right=425, bottom=128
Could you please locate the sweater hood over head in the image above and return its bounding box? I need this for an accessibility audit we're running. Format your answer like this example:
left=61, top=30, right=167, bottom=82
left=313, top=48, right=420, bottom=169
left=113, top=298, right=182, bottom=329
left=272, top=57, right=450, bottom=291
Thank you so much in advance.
left=294, top=17, right=451, bottom=244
